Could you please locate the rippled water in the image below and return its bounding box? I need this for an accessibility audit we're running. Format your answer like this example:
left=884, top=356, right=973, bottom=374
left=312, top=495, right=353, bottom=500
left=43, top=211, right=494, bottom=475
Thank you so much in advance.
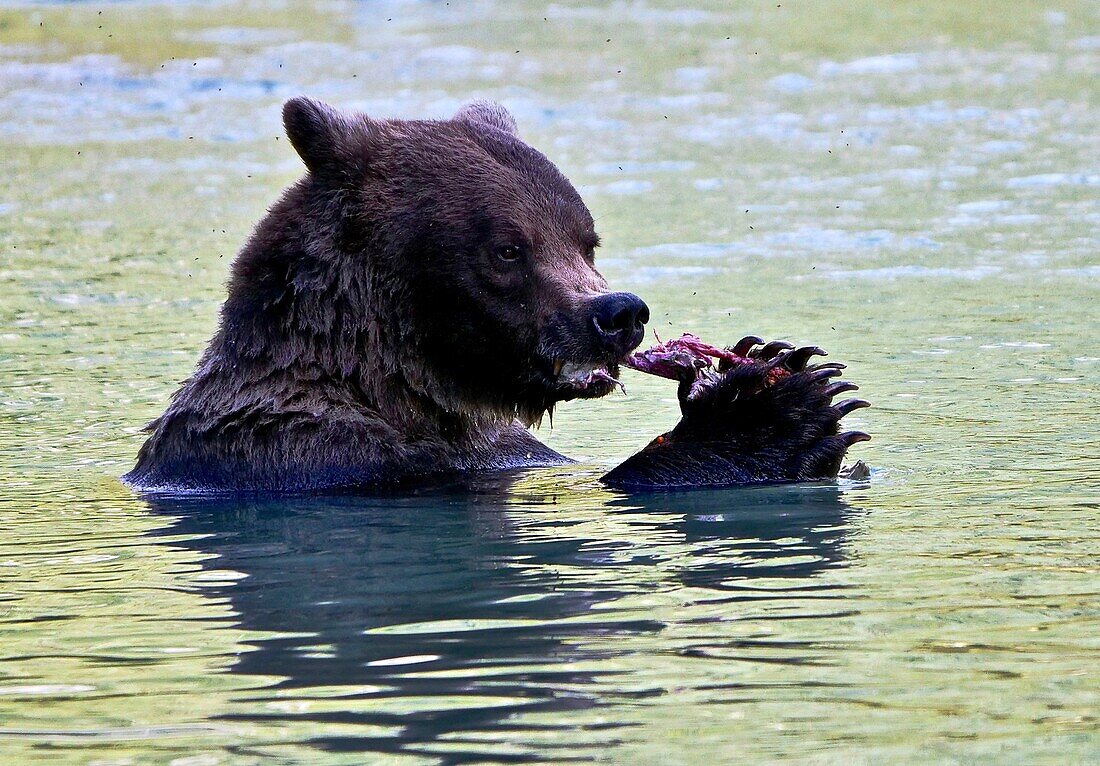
left=1, top=1, right=1098, bottom=763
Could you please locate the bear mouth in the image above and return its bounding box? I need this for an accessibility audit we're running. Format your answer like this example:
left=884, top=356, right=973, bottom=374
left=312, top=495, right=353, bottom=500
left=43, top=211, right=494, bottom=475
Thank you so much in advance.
left=543, top=335, right=745, bottom=401
left=548, top=359, right=623, bottom=397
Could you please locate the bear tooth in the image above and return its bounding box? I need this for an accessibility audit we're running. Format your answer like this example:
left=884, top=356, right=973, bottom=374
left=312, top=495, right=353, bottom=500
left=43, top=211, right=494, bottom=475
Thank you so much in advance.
left=553, top=360, right=564, bottom=377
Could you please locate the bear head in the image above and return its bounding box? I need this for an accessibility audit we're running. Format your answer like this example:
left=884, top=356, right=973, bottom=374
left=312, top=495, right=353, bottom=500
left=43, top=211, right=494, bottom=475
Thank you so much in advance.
left=280, top=96, right=649, bottom=425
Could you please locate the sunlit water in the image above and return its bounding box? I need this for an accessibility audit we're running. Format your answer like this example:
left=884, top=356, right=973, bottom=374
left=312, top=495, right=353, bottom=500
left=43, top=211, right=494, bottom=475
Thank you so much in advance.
left=1, top=1, right=1098, bottom=763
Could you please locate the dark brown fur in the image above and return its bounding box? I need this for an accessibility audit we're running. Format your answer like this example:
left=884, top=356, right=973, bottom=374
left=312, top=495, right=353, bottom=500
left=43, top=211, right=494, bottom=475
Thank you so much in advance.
left=126, top=99, right=629, bottom=492
left=126, top=98, right=866, bottom=494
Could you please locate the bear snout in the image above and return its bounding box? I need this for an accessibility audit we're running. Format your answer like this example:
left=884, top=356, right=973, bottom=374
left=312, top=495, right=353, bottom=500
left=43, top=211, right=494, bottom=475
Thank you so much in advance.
left=590, top=292, right=650, bottom=356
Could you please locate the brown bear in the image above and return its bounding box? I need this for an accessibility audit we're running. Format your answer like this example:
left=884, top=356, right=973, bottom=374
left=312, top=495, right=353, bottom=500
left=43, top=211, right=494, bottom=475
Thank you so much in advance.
left=124, top=98, right=867, bottom=493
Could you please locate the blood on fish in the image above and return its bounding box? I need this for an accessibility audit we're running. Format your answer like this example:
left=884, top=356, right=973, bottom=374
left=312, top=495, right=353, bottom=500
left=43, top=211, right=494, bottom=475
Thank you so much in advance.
left=622, top=332, right=793, bottom=394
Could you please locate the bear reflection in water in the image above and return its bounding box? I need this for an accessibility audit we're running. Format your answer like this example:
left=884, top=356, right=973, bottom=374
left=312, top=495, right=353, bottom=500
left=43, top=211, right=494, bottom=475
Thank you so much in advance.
left=146, top=474, right=858, bottom=762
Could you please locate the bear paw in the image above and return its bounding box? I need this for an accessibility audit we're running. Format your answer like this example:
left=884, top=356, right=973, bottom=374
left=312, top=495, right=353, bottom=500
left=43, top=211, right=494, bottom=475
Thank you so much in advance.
left=602, top=334, right=870, bottom=490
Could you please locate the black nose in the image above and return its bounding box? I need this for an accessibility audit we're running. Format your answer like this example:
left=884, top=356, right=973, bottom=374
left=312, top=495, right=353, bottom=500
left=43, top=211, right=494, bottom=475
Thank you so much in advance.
left=591, top=292, right=649, bottom=353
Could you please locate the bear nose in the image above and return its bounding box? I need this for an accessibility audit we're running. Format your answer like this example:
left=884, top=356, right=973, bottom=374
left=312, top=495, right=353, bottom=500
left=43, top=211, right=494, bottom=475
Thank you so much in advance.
left=591, top=292, right=650, bottom=354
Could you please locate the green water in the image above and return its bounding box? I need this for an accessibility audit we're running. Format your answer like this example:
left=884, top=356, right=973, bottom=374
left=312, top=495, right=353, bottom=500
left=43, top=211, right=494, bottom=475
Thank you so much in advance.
left=1, top=1, right=1098, bottom=763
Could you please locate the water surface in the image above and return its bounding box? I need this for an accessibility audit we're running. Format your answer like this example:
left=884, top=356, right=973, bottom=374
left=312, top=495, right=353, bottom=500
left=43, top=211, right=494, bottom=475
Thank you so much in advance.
left=1, top=1, right=1097, bottom=763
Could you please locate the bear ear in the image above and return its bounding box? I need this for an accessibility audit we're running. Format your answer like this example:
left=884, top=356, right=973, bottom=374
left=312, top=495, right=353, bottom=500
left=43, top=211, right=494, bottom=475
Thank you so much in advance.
left=453, top=100, right=519, bottom=137
left=282, top=96, right=365, bottom=175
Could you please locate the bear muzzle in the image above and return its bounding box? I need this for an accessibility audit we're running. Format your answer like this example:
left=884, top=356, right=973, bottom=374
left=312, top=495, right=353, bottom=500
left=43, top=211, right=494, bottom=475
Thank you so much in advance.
left=536, top=291, right=649, bottom=398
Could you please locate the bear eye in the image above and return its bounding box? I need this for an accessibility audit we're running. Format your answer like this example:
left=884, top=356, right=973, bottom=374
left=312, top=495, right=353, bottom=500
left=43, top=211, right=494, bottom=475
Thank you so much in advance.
left=497, top=245, right=522, bottom=263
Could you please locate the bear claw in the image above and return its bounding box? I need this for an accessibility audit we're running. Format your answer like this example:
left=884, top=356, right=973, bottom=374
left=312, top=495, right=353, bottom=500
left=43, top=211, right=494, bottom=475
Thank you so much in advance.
left=840, top=431, right=872, bottom=445
left=823, top=381, right=860, bottom=397
left=732, top=335, right=765, bottom=356
left=808, top=367, right=845, bottom=383
left=834, top=398, right=871, bottom=416
left=783, top=345, right=827, bottom=372
left=756, top=340, right=795, bottom=359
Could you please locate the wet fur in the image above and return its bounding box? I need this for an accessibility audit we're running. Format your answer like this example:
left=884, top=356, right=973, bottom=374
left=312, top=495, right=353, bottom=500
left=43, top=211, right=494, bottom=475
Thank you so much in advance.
left=126, top=98, right=866, bottom=494
left=127, top=100, right=590, bottom=492
left=602, top=357, right=868, bottom=490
